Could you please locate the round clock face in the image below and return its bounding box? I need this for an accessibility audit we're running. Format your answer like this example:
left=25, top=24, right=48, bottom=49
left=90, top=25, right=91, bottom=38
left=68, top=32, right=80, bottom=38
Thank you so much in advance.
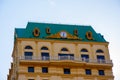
left=60, top=31, right=67, bottom=38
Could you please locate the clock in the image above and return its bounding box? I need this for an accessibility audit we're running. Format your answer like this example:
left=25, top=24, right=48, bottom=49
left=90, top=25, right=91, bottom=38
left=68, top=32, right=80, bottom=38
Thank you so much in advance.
left=60, top=31, right=67, bottom=38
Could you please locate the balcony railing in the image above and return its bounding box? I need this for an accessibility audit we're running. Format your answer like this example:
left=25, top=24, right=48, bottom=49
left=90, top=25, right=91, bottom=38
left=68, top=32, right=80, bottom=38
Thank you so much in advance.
left=19, top=56, right=112, bottom=64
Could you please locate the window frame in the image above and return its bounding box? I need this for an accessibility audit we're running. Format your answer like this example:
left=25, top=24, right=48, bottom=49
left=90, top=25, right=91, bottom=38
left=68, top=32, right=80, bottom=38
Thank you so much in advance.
left=96, top=49, right=104, bottom=53
left=25, top=46, right=33, bottom=49
left=41, top=47, right=49, bottom=50
left=28, top=67, right=34, bottom=73
left=42, top=67, right=48, bottom=73
left=85, top=69, right=92, bottom=75
left=81, top=48, right=88, bottom=52
left=64, top=68, right=71, bottom=74
left=98, top=70, right=105, bottom=76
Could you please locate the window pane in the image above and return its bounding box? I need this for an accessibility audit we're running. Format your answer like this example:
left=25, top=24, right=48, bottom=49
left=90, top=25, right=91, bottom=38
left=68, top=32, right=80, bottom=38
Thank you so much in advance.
left=85, top=69, right=91, bottom=75
left=41, top=52, right=49, bottom=60
left=25, top=46, right=32, bottom=49
left=97, top=55, right=105, bottom=63
left=61, top=48, right=68, bottom=51
left=59, top=54, right=74, bottom=60
left=64, top=68, right=70, bottom=74
left=98, top=70, right=104, bottom=75
left=24, top=52, right=33, bottom=60
left=41, top=47, right=48, bottom=50
left=81, top=54, right=89, bottom=62
left=96, top=49, right=104, bottom=53
left=42, top=67, right=48, bottom=73
left=28, top=67, right=34, bottom=72
left=81, top=49, right=88, bottom=52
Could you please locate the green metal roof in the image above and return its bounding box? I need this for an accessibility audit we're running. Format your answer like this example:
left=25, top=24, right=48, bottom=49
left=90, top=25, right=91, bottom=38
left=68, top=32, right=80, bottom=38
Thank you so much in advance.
left=15, top=22, right=107, bottom=42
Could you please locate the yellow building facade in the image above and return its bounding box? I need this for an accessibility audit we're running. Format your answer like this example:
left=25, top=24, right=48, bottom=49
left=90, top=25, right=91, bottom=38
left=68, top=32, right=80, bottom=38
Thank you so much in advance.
left=8, top=22, right=114, bottom=80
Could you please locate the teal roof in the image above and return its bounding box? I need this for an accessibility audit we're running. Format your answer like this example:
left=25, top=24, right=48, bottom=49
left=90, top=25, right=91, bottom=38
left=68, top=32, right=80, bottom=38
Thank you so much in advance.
left=15, top=22, right=107, bottom=42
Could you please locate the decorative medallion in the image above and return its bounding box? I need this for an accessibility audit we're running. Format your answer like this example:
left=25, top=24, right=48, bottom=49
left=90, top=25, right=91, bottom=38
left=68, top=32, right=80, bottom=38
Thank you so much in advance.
left=46, top=31, right=82, bottom=40
left=60, top=31, right=67, bottom=38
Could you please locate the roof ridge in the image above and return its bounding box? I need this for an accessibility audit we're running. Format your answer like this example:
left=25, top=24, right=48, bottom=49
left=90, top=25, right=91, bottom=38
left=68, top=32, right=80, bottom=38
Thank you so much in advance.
left=28, top=21, right=91, bottom=27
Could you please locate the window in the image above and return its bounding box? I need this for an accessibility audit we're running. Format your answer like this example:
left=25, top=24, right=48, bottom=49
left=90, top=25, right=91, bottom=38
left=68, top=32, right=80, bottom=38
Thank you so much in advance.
left=41, top=52, right=49, bottom=60
left=81, top=48, right=88, bottom=52
left=33, top=28, right=40, bottom=37
left=85, top=69, right=91, bottom=75
left=59, top=54, right=74, bottom=60
left=81, top=54, right=89, bottom=62
left=61, top=48, right=68, bottom=51
left=64, top=68, right=70, bottom=74
left=46, top=28, right=50, bottom=34
left=28, top=67, right=34, bottom=72
left=42, top=67, right=48, bottom=73
left=25, top=46, right=33, bottom=49
left=98, top=70, right=105, bottom=75
left=74, top=29, right=78, bottom=35
left=86, top=31, right=93, bottom=40
left=24, top=52, right=33, bottom=60
left=97, top=55, right=105, bottom=63
left=28, top=79, right=34, bottom=80
left=96, top=49, right=104, bottom=53
left=41, top=47, right=48, bottom=50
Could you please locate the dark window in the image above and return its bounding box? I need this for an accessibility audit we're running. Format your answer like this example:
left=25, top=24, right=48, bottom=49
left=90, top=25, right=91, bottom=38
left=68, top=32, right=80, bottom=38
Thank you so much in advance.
left=98, top=70, right=105, bottom=75
left=85, top=69, right=91, bottom=75
left=46, top=28, right=50, bottom=34
left=81, top=48, right=88, bottom=52
left=25, top=46, right=33, bottom=49
left=41, top=52, right=49, bottom=60
left=33, top=28, right=40, bottom=37
left=42, top=67, right=48, bottom=73
left=88, top=32, right=92, bottom=37
left=41, top=47, right=48, bottom=50
left=97, top=55, right=105, bottom=63
left=96, top=49, right=104, bottom=53
left=74, top=29, right=78, bottom=35
left=61, top=48, right=68, bottom=51
left=28, top=67, right=34, bottom=72
left=28, top=79, right=34, bottom=80
left=24, top=52, right=33, bottom=60
left=59, top=54, right=74, bottom=60
left=64, top=68, right=70, bottom=74
left=81, top=54, right=89, bottom=62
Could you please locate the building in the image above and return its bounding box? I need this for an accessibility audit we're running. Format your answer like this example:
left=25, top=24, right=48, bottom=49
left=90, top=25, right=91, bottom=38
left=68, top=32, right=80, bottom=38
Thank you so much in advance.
left=8, top=22, right=114, bottom=80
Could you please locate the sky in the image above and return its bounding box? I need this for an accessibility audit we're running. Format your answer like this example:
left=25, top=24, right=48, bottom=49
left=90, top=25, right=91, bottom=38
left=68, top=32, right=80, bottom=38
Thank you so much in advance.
left=0, top=0, right=120, bottom=80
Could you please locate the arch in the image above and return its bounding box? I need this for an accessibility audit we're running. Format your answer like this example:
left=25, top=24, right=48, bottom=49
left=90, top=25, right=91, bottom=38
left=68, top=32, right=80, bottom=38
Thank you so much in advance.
left=25, top=46, right=33, bottom=49
left=81, top=48, right=88, bottom=52
left=41, top=46, right=49, bottom=50
left=61, top=48, right=68, bottom=51
left=96, top=49, right=104, bottom=53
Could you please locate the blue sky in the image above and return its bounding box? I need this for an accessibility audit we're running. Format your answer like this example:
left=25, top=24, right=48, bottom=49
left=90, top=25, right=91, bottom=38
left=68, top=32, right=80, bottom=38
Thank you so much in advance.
left=0, top=0, right=120, bottom=80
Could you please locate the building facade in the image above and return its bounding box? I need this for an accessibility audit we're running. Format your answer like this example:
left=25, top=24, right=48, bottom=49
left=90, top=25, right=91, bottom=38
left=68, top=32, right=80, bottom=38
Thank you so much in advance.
left=8, top=22, right=114, bottom=80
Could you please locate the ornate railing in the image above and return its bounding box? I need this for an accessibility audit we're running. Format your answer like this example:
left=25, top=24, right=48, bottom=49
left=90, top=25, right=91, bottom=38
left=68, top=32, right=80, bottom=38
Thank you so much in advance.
left=19, top=56, right=112, bottom=64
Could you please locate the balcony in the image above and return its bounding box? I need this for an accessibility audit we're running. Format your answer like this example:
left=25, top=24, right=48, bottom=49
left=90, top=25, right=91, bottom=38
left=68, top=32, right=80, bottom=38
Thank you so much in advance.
left=19, top=56, right=112, bottom=65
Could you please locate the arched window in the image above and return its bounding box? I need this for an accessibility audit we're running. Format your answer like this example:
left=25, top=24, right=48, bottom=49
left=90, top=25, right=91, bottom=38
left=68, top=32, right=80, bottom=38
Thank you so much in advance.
left=96, top=49, right=104, bottom=53
left=61, top=48, right=68, bottom=51
left=81, top=48, right=88, bottom=52
left=41, top=47, right=48, bottom=50
left=25, top=46, right=33, bottom=49
left=24, top=46, right=33, bottom=60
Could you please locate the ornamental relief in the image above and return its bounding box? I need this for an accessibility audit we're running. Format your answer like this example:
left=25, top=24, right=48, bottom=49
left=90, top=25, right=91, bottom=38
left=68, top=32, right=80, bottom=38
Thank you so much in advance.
left=46, top=31, right=82, bottom=40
